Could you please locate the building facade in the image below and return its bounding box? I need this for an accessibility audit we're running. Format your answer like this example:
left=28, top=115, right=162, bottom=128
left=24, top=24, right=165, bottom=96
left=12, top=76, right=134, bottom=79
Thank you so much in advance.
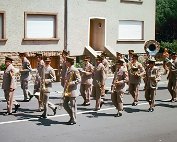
left=0, top=0, right=155, bottom=65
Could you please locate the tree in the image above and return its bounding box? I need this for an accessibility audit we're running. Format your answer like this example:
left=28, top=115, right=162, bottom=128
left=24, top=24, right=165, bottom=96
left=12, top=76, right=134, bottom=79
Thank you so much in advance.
left=156, top=0, right=177, bottom=42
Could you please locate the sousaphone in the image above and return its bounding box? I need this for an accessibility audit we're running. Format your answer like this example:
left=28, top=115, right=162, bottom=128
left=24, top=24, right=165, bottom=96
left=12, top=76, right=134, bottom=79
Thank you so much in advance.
left=144, top=40, right=160, bottom=56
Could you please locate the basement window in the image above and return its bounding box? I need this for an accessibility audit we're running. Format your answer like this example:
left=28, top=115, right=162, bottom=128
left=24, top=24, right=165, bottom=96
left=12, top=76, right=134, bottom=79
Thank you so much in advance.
left=24, top=12, right=59, bottom=41
left=0, top=11, right=7, bottom=41
left=120, top=0, right=143, bottom=3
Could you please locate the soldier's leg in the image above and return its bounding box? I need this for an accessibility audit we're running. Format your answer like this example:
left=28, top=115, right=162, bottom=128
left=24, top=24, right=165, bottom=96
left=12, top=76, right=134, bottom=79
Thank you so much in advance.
left=39, top=90, right=44, bottom=111
left=101, top=84, right=106, bottom=97
left=33, top=88, right=41, bottom=111
left=174, top=80, right=177, bottom=101
left=129, top=83, right=134, bottom=98
left=4, top=90, right=10, bottom=113
left=24, top=80, right=33, bottom=99
left=168, top=80, right=174, bottom=100
left=95, top=86, right=103, bottom=110
left=150, top=89, right=156, bottom=109
left=85, top=84, right=92, bottom=104
left=80, top=84, right=86, bottom=105
left=48, top=101, right=57, bottom=115
left=117, top=92, right=124, bottom=112
left=21, top=80, right=29, bottom=100
left=170, top=81, right=176, bottom=102
left=70, top=97, right=77, bottom=123
left=91, top=86, right=96, bottom=98
left=41, top=92, right=49, bottom=118
left=63, top=96, right=72, bottom=119
left=13, top=98, right=20, bottom=113
left=115, top=91, right=124, bottom=117
left=129, top=83, right=136, bottom=105
left=8, top=91, right=14, bottom=113
left=134, top=84, right=140, bottom=103
left=145, top=88, right=150, bottom=103
left=111, top=91, right=118, bottom=109
left=145, top=88, right=152, bottom=111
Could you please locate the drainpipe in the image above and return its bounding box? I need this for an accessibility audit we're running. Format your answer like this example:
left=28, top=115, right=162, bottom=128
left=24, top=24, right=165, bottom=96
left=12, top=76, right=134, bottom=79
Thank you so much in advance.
left=64, top=0, right=68, bottom=51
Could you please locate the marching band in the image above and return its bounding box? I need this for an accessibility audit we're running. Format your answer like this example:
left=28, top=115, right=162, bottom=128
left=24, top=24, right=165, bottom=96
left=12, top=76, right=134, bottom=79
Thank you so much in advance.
left=1, top=41, right=177, bottom=125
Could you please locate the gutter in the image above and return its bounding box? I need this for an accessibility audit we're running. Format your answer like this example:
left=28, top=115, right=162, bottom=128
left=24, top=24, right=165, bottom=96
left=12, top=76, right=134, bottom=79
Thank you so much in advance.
left=64, top=0, right=68, bottom=51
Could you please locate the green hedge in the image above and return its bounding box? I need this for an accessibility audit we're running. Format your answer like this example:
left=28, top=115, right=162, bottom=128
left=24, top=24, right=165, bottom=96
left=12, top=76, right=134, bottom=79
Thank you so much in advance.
left=0, top=63, right=6, bottom=71
left=160, top=40, right=177, bottom=53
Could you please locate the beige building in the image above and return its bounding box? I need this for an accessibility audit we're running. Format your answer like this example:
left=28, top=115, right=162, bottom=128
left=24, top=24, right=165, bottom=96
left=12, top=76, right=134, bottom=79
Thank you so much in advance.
left=0, top=0, right=156, bottom=67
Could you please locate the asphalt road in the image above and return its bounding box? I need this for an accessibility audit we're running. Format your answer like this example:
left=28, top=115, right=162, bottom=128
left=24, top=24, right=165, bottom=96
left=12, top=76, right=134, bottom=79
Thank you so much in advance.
left=0, top=75, right=177, bottom=142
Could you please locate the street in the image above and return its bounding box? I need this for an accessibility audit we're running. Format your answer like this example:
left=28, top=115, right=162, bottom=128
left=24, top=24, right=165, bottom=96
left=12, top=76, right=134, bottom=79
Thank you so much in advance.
left=0, top=75, right=177, bottom=142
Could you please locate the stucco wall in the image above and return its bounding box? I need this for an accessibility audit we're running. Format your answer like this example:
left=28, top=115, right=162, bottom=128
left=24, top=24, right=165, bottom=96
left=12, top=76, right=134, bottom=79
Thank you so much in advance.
left=0, top=0, right=64, bottom=52
left=67, top=0, right=155, bottom=55
left=0, top=0, right=156, bottom=56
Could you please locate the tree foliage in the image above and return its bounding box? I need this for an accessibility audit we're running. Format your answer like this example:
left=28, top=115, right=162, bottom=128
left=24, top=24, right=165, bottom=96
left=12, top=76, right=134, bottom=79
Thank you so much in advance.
left=156, top=0, right=177, bottom=42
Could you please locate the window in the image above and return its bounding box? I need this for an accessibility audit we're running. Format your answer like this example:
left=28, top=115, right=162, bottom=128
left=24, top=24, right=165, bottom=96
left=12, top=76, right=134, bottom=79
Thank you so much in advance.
left=0, top=11, right=6, bottom=40
left=120, top=0, right=143, bottom=3
left=24, top=12, right=58, bottom=40
left=118, top=20, right=144, bottom=40
left=88, top=0, right=106, bottom=1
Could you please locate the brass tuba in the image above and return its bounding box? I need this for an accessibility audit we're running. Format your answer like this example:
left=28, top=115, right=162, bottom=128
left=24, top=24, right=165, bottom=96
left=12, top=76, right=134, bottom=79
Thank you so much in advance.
left=144, top=40, right=160, bottom=89
left=144, top=40, right=160, bottom=57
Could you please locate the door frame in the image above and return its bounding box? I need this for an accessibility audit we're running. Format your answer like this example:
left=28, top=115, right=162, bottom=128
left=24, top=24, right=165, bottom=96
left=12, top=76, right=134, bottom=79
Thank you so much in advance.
left=88, top=17, right=107, bottom=50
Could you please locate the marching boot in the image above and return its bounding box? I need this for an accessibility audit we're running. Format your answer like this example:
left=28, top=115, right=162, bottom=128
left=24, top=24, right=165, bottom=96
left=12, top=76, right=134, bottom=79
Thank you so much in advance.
left=14, top=104, right=20, bottom=113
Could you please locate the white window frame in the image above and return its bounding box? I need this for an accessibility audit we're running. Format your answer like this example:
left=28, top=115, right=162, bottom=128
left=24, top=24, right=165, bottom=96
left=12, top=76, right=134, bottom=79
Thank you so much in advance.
left=0, top=11, right=6, bottom=41
left=24, top=12, right=59, bottom=41
left=118, top=20, right=144, bottom=41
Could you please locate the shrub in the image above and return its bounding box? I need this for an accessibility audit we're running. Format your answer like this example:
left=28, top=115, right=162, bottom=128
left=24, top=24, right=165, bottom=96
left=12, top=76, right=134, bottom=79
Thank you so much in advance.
left=74, top=61, right=84, bottom=68
left=160, top=40, right=177, bottom=53
left=0, top=63, right=6, bottom=71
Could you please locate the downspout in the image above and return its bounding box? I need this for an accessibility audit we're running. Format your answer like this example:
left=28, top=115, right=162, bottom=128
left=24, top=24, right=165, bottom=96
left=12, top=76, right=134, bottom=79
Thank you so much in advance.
left=64, top=0, right=68, bottom=51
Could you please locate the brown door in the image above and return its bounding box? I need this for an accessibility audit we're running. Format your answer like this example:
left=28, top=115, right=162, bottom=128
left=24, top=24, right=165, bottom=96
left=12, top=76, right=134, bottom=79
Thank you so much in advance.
left=28, top=56, right=60, bottom=81
left=89, top=18, right=105, bottom=51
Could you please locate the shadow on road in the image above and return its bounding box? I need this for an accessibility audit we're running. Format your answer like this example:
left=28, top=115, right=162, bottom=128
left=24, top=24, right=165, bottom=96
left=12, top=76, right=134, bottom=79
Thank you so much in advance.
left=29, top=118, right=66, bottom=126
left=83, top=111, right=115, bottom=118
left=157, top=86, right=168, bottom=90
left=124, top=107, right=148, bottom=113
left=155, top=103, right=177, bottom=108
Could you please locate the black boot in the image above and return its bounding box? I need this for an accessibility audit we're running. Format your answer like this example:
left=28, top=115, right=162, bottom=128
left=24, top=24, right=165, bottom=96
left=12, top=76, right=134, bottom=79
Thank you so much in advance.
left=14, top=104, right=20, bottom=113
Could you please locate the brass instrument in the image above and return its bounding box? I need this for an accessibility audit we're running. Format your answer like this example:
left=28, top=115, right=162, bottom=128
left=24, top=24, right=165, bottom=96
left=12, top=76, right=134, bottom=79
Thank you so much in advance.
left=164, top=57, right=177, bottom=71
left=63, top=71, right=74, bottom=97
left=128, top=62, right=143, bottom=78
left=144, top=40, right=160, bottom=89
left=144, top=40, right=160, bottom=57
left=149, top=75, right=157, bottom=89
left=149, top=67, right=161, bottom=89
